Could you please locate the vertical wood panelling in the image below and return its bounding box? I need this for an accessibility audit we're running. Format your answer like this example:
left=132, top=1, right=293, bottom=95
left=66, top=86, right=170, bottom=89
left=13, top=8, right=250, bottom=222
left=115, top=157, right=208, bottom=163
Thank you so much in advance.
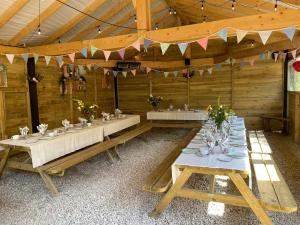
left=289, top=92, right=300, bottom=144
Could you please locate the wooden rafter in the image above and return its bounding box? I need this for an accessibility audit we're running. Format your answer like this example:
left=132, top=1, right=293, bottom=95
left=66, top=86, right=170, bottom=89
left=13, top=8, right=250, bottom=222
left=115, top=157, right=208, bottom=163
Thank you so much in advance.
left=0, top=0, right=29, bottom=29
left=70, top=0, right=132, bottom=42
left=44, top=0, right=106, bottom=44
left=135, top=0, right=152, bottom=32
left=9, top=0, right=68, bottom=46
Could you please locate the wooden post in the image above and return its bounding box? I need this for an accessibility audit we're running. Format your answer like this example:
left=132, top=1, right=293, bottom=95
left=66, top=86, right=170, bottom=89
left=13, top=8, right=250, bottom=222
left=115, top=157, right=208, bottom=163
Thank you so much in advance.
left=69, top=80, right=74, bottom=123
left=295, top=94, right=300, bottom=143
left=136, top=0, right=151, bottom=33
left=0, top=91, right=6, bottom=139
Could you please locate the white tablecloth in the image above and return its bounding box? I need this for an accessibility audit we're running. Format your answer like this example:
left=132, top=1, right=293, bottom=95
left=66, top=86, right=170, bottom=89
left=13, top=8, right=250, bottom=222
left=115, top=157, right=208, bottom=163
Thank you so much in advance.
left=172, top=118, right=250, bottom=183
left=147, top=110, right=208, bottom=121
left=0, top=115, right=140, bottom=168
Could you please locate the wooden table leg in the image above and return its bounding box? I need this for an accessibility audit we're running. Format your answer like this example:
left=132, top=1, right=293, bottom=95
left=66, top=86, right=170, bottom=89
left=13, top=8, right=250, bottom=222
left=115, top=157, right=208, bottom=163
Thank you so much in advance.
left=229, top=173, right=273, bottom=225
left=112, top=146, right=121, bottom=161
left=209, top=175, right=215, bottom=193
left=37, top=169, right=59, bottom=197
left=0, top=148, right=10, bottom=178
left=149, top=168, right=192, bottom=218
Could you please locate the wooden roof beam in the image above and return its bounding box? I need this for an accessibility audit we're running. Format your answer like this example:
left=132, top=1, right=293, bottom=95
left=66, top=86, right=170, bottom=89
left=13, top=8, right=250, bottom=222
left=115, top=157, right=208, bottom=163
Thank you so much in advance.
left=136, top=0, right=152, bottom=32
left=0, top=0, right=29, bottom=29
left=8, top=0, right=68, bottom=46
left=44, top=0, right=106, bottom=44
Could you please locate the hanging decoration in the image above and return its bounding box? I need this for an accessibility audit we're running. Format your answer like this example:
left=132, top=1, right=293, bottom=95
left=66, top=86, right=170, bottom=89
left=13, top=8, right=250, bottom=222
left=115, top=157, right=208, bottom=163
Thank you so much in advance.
left=178, top=42, right=188, bottom=55
left=197, top=38, right=208, bottom=50
left=217, top=28, right=228, bottom=42
left=160, top=43, right=170, bottom=55
left=282, top=26, right=296, bottom=41
left=236, top=29, right=248, bottom=43
left=81, top=48, right=88, bottom=58
left=258, top=31, right=272, bottom=45
left=103, top=50, right=111, bottom=61
left=6, top=54, right=14, bottom=64
left=21, top=54, right=29, bottom=63
left=118, top=48, right=126, bottom=59
left=45, top=56, right=51, bottom=66
left=292, top=61, right=300, bottom=72
left=90, top=46, right=98, bottom=57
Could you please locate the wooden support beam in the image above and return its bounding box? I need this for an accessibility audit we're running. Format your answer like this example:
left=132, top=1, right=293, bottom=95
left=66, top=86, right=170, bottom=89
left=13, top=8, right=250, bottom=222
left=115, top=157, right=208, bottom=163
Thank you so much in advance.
left=9, top=0, right=68, bottom=46
left=132, top=0, right=137, bottom=9
left=44, top=0, right=106, bottom=44
left=0, top=0, right=29, bottom=29
left=136, top=0, right=152, bottom=32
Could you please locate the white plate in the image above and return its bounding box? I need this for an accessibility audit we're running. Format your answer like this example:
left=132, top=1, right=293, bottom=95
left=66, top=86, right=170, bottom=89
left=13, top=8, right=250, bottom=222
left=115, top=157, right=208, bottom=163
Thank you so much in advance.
left=217, top=155, right=232, bottom=162
left=182, top=148, right=198, bottom=154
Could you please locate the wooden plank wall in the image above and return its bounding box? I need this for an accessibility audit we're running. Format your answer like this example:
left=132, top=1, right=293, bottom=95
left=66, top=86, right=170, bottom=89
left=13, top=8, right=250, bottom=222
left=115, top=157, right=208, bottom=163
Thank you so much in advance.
left=118, top=60, right=283, bottom=129
left=288, top=92, right=300, bottom=143
left=0, top=57, right=114, bottom=138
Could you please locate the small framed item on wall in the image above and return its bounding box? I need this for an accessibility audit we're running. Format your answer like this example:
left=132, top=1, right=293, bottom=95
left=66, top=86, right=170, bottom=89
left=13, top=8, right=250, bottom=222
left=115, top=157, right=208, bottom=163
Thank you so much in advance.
left=0, top=64, right=7, bottom=87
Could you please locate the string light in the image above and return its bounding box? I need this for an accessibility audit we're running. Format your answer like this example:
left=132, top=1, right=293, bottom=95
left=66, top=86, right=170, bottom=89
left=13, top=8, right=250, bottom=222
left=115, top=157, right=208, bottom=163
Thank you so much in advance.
left=134, top=15, right=137, bottom=22
left=37, top=0, right=41, bottom=35
left=251, top=41, right=254, bottom=47
left=274, top=0, right=278, bottom=11
left=173, top=9, right=177, bottom=15
left=202, top=15, right=206, bottom=23
left=37, top=26, right=41, bottom=35
left=169, top=8, right=172, bottom=15
left=168, top=7, right=176, bottom=15
left=97, top=26, right=102, bottom=34
left=201, top=0, right=204, bottom=10
left=232, top=0, right=235, bottom=11
left=155, top=23, right=159, bottom=30
left=58, top=38, right=62, bottom=43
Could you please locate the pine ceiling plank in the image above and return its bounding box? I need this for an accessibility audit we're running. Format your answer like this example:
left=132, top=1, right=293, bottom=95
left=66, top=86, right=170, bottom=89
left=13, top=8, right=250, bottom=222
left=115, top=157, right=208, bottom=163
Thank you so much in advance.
left=8, top=0, right=69, bottom=46
left=70, top=0, right=132, bottom=42
left=44, top=0, right=106, bottom=44
left=0, top=0, right=29, bottom=28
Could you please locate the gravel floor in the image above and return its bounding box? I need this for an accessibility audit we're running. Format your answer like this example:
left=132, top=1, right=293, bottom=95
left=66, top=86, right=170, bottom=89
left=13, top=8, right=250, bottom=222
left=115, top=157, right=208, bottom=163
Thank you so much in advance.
left=0, top=128, right=299, bottom=225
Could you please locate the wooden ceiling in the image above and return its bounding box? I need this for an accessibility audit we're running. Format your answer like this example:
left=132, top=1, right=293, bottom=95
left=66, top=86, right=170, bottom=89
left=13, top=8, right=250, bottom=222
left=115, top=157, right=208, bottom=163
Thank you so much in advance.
left=0, top=0, right=299, bottom=48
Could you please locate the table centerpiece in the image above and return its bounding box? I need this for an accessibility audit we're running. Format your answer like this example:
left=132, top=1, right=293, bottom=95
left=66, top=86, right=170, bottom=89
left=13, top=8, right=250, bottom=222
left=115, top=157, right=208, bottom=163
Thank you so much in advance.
left=73, top=99, right=98, bottom=123
left=148, top=94, right=163, bottom=111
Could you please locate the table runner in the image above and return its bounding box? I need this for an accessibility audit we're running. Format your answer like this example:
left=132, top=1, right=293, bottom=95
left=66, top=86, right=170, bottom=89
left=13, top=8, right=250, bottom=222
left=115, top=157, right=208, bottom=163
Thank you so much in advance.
left=147, top=110, right=208, bottom=121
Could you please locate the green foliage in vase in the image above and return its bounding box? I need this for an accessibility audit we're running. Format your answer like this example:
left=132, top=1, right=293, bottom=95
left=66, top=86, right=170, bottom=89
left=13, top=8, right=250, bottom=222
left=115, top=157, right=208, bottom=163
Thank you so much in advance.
left=73, top=99, right=98, bottom=122
left=207, top=97, right=233, bottom=129
left=147, top=94, right=163, bottom=108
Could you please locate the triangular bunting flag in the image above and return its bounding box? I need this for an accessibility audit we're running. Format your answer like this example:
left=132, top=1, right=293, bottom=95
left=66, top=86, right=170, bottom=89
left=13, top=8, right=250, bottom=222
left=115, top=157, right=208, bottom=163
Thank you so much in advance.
left=291, top=50, right=297, bottom=60
left=90, top=46, right=98, bottom=57
left=164, top=71, right=169, bottom=78
left=103, top=50, right=111, bottom=61
left=146, top=67, right=151, bottom=74
left=258, top=31, right=272, bottom=45
left=6, top=54, right=14, bottom=64
left=236, top=29, right=248, bottom=44
left=260, top=53, right=265, bottom=60
left=103, top=68, right=109, bottom=75
left=33, top=54, right=39, bottom=64
left=274, top=53, right=279, bottom=62
left=131, top=39, right=140, bottom=52
left=283, top=26, right=296, bottom=41
left=215, top=64, right=222, bottom=70
left=144, top=38, right=152, bottom=50
left=197, top=38, right=208, bottom=50
left=267, top=51, right=272, bottom=60
left=249, top=59, right=255, bottom=66
left=217, top=28, right=228, bottom=42
left=118, top=48, right=126, bottom=59
left=81, top=48, right=88, bottom=58
left=122, top=71, right=127, bottom=78
left=182, top=69, right=187, bottom=74
left=45, top=56, right=51, bottom=66
left=199, top=70, right=204, bottom=76
left=282, top=53, right=287, bottom=61
left=207, top=68, right=213, bottom=75
left=86, top=64, right=92, bottom=71
left=131, top=69, right=136, bottom=76
left=55, top=56, right=64, bottom=68
left=68, top=53, right=75, bottom=63
left=173, top=71, right=178, bottom=77
left=112, top=71, right=118, bottom=77
left=160, top=43, right=170, bottom=55
left=178, top=42, right=188, bottom=55
left=21, top=54, right=29, bottom=63
left=231, top=59, right=236, bottom=65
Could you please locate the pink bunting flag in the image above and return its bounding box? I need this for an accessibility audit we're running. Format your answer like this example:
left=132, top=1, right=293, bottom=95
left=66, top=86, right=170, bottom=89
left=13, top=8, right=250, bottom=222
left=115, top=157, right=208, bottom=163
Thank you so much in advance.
left=131, top=39, right=140, bottom=52
left=131, top=69, right=136, bottom=76
left=249, top=59, right=255, bottom=66
left=86, top=64, right=92, bottom=71
left=197, top=38, right=208, bottom=50
left=282, top=53, right=287, bottom=61
left=182, top=69, right=187, bottom=74
left=103, top=50, right=111, bottom=61
left=274, top=53, right=279, bottom=62
left=6, top=54, right=14, bottom=64
left=118, top=48, right=126, bottom=59
left=68, top=53, right=75, bottom=63
left=291, top=50, right=297, bottom=60
left=146, top=67, right=151, bottom=74
left=103, top=68, right=109, bottom=75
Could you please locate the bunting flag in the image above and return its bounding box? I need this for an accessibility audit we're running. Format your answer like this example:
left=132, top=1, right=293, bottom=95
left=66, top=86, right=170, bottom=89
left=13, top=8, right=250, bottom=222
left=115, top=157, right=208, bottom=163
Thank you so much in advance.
left=6, top=54, right=14, bottom=64
left=178, top=42, right=188, bottom=55
left=197, top=37, right=208, bottom=50
left=160, top=43, right=170, bottom=55
left=291, top=49, right=297, bottom=60
left=249, top=59, right=255, bottom=66
left=21, top=54, right=29, bottom=63
left=78, top=65, right=84, bottom=73
left=236, top=29, right=248, bottom=44
left=225, top=58, right=231, bottom=64
left=231, top=58, right=236, bottom=65
left=282, top=26, right=296, bottom=41
left=258, top=31, right=272, bottom=45
left=207, top=68, right=213, bottom=75
left=103, top=68, right=109, bottom=75
left=199, top=69, right=204, bottom=76
left=173, top=71, right=178, bottom=77
left=45, top=56, right=51, bottom=66
left=274, top=53, right=279, bottom=62
left=215, top=64, right=222, bottom=70
left=56, top=55, right=63, bottom=67
left=131, top=39, right=140, bottom=51
left=90, top=46, right=98, bottom=56
left=86, top=64, right=92, bottom=71
left=68, top=53, right=75, bottom=63
left=164, top=71, right=169, bottom=78
left=33, top=54, right=39, bottom=64
left=131, top=69, right=136, bottom=76
left=182, top=69, right=187, bottom=74
left=267, top=51, right=272, bottom=60
left=118, top=48, right=126, bottom=59
left=146, top=67, right=151, bottom=74
left=122, top=71, right=127, bottom=78
left=217, top=28, right=228, bottom=42
left=81, top=48, right=88, bottom=58
left=144, top=38, right=152, bottom=50
left=112, top=71, right=118, bottom=77
left=260, top=52, right=265, bottom=60
left=282, top=52, right=287, bottom=61
left=103, top=50, right=111, bottom=61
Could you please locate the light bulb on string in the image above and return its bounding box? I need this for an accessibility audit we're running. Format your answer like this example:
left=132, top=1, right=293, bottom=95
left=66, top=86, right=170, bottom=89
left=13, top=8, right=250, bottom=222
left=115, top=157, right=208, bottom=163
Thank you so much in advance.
left=201, top=0, right=204, bottom=10
left=169, top=8, right=172, bottom=15
left=202, top=15, right=206, bottom=23
left=274, top=0, right=278, bottom=11
left=134, top=15, right=137, bottom=22
left=232, top=0, right=235, bottom=11
left=251, top=41, right=254, bottom=47
left=97, top=26, right=102, bottom=34
left=155, top=23, right=159, bottom=30
left=37, top=26, right=41, bottom=35
left=58, top=38, right=62, bottom=44
left=173, top=9, right=177, bottom=15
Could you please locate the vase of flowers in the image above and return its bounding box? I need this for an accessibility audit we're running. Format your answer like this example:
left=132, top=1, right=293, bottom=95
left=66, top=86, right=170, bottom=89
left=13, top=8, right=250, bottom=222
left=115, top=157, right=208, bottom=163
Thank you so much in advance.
left=207, top=97, right=232, bottom=130
left=148, top=95, right=163, bottom=111
left=73, top=99, right=98, bottom=123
